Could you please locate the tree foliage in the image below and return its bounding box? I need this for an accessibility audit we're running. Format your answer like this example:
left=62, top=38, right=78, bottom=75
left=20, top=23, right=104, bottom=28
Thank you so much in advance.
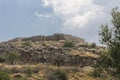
left=63, top=42, right=75, bottom=47
left=99, top=7, right=120, bottom=74
left=23, top=40, right=32, bottom=46
left=53, top=33, right=65, bottom=41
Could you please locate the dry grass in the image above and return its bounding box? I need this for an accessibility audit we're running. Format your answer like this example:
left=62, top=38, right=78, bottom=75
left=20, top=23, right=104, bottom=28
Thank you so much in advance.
left=0, top=64, right=101, bottom=80
left=70, top=49, right=99, bottom=58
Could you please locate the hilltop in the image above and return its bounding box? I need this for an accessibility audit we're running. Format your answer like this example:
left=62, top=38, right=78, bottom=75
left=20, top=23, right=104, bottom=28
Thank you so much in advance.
left=0, top=33, right=102, bottom=66
left=0, top=33, right=104, bottom=80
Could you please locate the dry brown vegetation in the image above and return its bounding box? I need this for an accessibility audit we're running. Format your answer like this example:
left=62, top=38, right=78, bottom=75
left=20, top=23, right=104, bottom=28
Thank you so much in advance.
left=0, top=64, right=101, bottom=80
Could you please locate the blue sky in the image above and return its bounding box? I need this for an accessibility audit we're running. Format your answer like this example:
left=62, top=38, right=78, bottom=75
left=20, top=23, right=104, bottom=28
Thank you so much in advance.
left=0, top=0, right=62, bottom=41
left=0, top=0, right=120, bottom=44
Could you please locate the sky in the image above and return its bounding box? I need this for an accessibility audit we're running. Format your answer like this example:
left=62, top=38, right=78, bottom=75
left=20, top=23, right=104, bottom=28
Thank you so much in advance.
left=0, top=0, right=120, bottom=44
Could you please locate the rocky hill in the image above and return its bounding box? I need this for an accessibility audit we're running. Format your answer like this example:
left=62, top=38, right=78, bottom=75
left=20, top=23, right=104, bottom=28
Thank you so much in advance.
left=0, top=34, right=103, bottom=67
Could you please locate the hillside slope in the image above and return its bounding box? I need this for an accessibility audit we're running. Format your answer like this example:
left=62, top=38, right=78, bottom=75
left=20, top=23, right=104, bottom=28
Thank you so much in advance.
left=0, top=34, right=102, bottom=66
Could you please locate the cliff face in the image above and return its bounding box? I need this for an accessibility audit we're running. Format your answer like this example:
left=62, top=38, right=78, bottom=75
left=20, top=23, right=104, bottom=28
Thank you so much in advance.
left=0, top=34, right=102, bottom=67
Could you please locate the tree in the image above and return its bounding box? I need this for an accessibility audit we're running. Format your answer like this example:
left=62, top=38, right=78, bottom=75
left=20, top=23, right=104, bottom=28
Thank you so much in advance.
left=23, top=40, right=32, bottom=46
left=99, top=7, right=120, bottom=73
left=88, top=43, right=97, bottom=48
left=54, top=33, right=65, bottom=41
left=63, top=41, right=75, bottom=47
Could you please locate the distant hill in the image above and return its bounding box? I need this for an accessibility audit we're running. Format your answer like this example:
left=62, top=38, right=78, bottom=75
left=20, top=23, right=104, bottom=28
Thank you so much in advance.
left=0, top=33, right=103, bottom=67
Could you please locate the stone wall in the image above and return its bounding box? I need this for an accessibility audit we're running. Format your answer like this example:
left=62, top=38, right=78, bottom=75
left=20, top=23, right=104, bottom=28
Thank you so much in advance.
left=16, top=47, right=97, bottom=67
left=22, top=34, right=85, bottom=43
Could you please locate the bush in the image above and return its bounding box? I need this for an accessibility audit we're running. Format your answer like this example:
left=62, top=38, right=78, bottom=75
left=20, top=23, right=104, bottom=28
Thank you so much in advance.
left=25, top=67, right=33, bottom=77
left=91, top=68, right=102, bottom=78
left=92, top=51, right=113, bottom=78
left=0, top=68, right=12, bottom=74
left=32, top=66, right=41, bottom=73
left=63, top=42, right=75, bottom=47
left=23, top=40, right=32, bottom=46
left=89, top=43, right=96, bottom=48
left=47, top=69, right=68, bottom=80
left=0, top=57, right=6, bottom=63
left=95, top=52, right=112, bottom=68
left=0, top=72, right=10, bottom=80
left=53, top=33, right=65, bottom=41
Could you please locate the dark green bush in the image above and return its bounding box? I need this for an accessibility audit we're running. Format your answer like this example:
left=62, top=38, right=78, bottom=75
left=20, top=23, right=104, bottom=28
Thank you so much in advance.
left=0, top=57, right=6, bottom=63
left=0, top=72, right=10, bottom=80
left=25, top=67, right=33, bottom=77
left=89, top=43, right=96, bottom=48
left=63, top=42, right=75, bottom=47
left=53, top=33, right=65, bottom=41
left=92, top=51, right=113, bottom=78
left=91, top=68, right=102, bottom=78
left=23, top=40, right=32, bottom=46
left=47, top=69, right=68, bottom=80
left=95, top=52, right=112, bottom=68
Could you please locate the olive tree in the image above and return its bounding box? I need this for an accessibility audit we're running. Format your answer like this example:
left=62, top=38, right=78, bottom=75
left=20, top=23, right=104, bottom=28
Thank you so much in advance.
left=99, top=7, right=120, bottom=73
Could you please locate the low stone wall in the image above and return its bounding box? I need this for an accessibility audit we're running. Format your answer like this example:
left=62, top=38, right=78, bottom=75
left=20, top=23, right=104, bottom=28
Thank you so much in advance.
left=22, top=34, right=85, bottom=43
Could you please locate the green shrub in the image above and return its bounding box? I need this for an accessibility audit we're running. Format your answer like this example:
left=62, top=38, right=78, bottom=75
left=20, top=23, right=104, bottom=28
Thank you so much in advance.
left=92, top=51, right=113, bottom=78
left=23, top=40, right=32, bottom=46
left=0, top=72, right=10, bottom=80
left=47, top=69, right=68, bottom=80
left=95, top=52, right=112, bottom=68
left=25, top=67, right=33, bottom=77
left=91, top=68, right=102, bottom=78
left=63, top=42, right=75, bottom=47
left=89, top=43, right=96, bottom=48
left=32, top=66, right=40, bottom=73
left=0, top=57, right=6, bottom=63
left=53, top=33, right=65, bottom=41
left=0, top=68, right=12, bottom=74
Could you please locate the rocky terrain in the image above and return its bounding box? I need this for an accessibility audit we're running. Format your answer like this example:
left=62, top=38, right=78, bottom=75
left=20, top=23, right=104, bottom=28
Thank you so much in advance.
left=0, top=34, right=108, bottom=80
left=0, top=33, right=103, bottom=67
